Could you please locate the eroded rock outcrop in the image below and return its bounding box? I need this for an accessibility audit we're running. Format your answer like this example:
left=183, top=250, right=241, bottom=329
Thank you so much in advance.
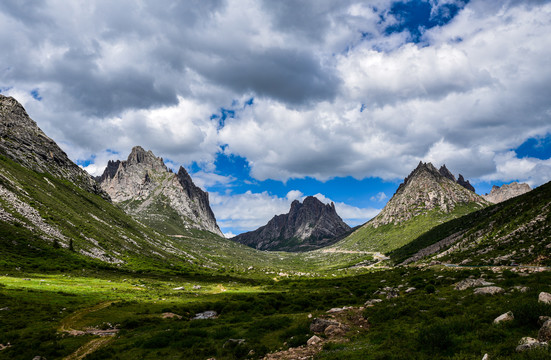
left=98, top=146, right=222, bottom=236
left=0, top=94, right=108, bottom=199
left=232, top=196, right=351, bottom=251
left=483, top=182, right=532, bottom=204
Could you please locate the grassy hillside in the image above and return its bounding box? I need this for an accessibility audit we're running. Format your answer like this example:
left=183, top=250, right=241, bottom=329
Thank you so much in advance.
left=333, top=202, right=485, bottom=253
left=390, top=180, right=551, bottom=266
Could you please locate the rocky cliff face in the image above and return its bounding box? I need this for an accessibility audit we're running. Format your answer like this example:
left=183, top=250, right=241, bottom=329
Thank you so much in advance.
left=232, top=196, right=351, bottom=252
left=98, top=146, right=222, bottom=236
left=483, top=182, right=531, bottom=204
left=370, top=162, right=487, bottom=228
left=439, top=165, right=476, bottom=192
left=0, top=94, right=108, bottom=199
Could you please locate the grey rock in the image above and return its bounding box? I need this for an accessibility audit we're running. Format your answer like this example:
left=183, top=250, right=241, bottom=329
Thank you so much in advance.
left=324, top=324, right=347, bottom=337
left=539, top=316, right=551, bottom=326
left=482, top=354, right=489, bottom=360
left=483, top=182, right=531, bottom=204
left=0, top=95, right=108, bottom=199
left=493, top=311, right=514, bottom=324
left=516, top=337, right=548, bottom=352
left=192, top=285, right=202, bottom=290
left=539, top=319, right=551, bottom=342
left=405, top=287, right=416, bottom=293
left=98, top=146, right=222, bottom=236
left=454, top=278, right=494, bottom=291
left=310, top=318, right=340, bottom=333
left=457, top=174, right=475, bottom=192
left=364, top=299, right=383, bottom=306
left=192, top=310, right=217, bottom=320
left=473, top=286, right=504, bottom=295
left=369, top=162, right=486, bottom=228
left=307, top=335, right=322, bottom=346
left=172, top=286, right=186, bottom=291
left=538, top=292, right=551, bottom=304
left=223, top=339, right=245, bottom=348
left=232, top=196, right=351, bottom=251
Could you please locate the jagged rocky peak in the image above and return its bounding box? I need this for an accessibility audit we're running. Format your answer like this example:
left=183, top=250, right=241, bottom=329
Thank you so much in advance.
left=232, top=195, right=351, bottom=252
left=98, top=146, right=222, bottom=236
left=483, top=182, right=532, bottom=204
left=0, top=94, right=108, bottom=199
left=370, top=161, right=487, bottom=228
left=457, top=174, right=475, bottom=192
left=439, top=165, right=456, bottom=182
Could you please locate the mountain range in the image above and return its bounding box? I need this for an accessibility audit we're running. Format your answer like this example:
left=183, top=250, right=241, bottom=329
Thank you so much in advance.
left=0, top=93, right=548, bottom=270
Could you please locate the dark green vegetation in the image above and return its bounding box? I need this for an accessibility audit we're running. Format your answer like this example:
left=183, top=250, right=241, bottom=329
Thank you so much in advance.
left=335, top=202, right=485, bottom=253
left=1, top=268, right=551, bottom=359
left=390, top=180, right=551, bottom=266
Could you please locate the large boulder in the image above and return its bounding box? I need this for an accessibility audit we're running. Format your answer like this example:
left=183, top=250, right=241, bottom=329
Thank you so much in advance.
left=324, top=324, right=347, bottom=337
left=473, top=286, right=504, bottom=295
left=454, top=278, right=493, bottom=291
left=539, top=319, right=551, bottom=342
left=516, top=337, right=548, bottom=352
left=307, top=335, right=323, bottom=346
left=493, top=311, right=514, bottom=324
left=310, top=318, right=340, bottom=333
left=538, top=292, right=551, bottom=304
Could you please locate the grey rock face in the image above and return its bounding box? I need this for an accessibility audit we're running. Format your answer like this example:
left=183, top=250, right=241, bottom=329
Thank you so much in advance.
left=232, top=196, right=351, bottom=251
left=0, top=94, right=108, bottom=199
left=98, top=146, right=222, bottom=236
left=473, top=286, right=504, bottom=295
left=483, top=182, right=532, bottom=204
left=370, top=162, right=487, bottom=227
left=457, top=174, right=475, bottom=192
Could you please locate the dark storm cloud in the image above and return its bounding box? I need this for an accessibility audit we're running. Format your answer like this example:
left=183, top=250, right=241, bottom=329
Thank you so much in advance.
left=193, top=47, right=340, bottom=105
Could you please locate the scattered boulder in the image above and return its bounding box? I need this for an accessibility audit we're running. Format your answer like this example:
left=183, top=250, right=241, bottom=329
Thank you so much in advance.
left=32, top=357, right=47, bottom=360
left=482, top=354, right=489, bottom=360
left=364, top=299, right=383, bottom=307
left=192, top=285, right=202, bottom=290
left=513, top=286, right=529, bottom=293
left=327, top=306, right=352, bottom=313
left=307, top=335, right=323, bottom=346
left=405, top=287, right=416, bottom=293
left=516, top=337, right=548, bottom=352
left=493, top=311, right=514, bottom=324
left=161, top=312, right=182, bottom=319
left=324, top=324, right=347, bottom=337
left=538, top=292, right=551, bottom=304
left=454, top=278, right=493, bottom=291
left=539, top=319, right=551, bottom=342
left=223, top=339, right=245, bottom=348
left=539, top=316, right=551, bottom=326
left=310, top=318, right=340, bottom=333
left=473, top=286, right=504, bottom=295
left=172, top=286, right=186, bottom=291
left=192, top=310, right=217, bottom=320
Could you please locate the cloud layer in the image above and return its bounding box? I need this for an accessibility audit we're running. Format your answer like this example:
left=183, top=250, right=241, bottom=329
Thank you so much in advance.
left=1, top=0, right=551, bottom=232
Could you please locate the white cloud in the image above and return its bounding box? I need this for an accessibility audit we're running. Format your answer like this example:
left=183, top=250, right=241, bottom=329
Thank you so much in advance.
left=370, top=192, right=388, bottom=202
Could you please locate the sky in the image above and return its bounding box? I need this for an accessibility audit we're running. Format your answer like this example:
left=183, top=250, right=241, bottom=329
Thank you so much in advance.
left=1, top=0, right=551, bottom=237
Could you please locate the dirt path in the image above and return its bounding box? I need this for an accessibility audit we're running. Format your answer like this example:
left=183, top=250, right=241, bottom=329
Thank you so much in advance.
left=60, top=301, right=119, bottom=360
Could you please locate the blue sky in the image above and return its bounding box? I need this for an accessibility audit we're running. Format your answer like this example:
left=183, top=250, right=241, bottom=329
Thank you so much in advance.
left=1, top=0, right=551, bottom=236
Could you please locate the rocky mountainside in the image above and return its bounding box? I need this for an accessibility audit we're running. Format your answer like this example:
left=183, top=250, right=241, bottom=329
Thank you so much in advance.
left=483, top=182, right=531, bottom=203
left=334, top=162, right=488, bottom=253
left=371, top=162, right=486, bottom=228
left=97, top=146, right=222, bottom=236
left=232, top=196, right=351, bottom=252
left=0, top=94, right=107, bottom=199
left=439, top=164, right=476, bottom=192
left=392, top=179, right=551, bottom=266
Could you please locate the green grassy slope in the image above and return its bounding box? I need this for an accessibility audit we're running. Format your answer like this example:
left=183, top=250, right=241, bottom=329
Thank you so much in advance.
left=390, top=180, right=551, bottom=265
left=333, top=202, right=485, bottom=253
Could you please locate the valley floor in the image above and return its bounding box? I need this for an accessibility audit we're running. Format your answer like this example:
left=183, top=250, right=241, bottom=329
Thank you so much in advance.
left=1, top=266, right=551, bottom=359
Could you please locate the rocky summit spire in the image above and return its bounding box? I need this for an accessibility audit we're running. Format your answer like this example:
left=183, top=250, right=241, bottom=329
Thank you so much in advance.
left=232, top=196, right=351, bottom=252
left=0, top=94, right=108, bottom=199
left=370, top=162, right=487, bottom=228
left=97, top=147, right=222, bottom=236
left=483, top=182, right=532, bottom=203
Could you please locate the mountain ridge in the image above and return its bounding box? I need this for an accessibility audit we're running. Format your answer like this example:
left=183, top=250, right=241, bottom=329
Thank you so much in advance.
left=232, top=196, right=351, bottom=252
left=98, top=146, right=222, bottom=236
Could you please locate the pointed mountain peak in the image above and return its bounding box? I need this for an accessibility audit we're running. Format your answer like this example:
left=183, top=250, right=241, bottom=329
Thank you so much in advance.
left=370, top=161, right=487, bottom=228
left=439, top=164, right=456, bottom=182
left=457, top=174, right=475, bottom=192
left=483, top=182, right=532, bottom=204
left=232, top=195, right=350, bottom=252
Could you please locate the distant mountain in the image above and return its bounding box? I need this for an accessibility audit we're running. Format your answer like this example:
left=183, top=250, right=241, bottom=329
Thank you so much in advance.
left=334, top=162, right=488, bottom=253
left=97, top=146, right=222, bottom=236
left=392, top=179, right=550, bottom=266
left=0, top=94, right=107, bottom=199
left=482, top=182, right=531, bottom=203
left=232, top=196, right=351, bottom=252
